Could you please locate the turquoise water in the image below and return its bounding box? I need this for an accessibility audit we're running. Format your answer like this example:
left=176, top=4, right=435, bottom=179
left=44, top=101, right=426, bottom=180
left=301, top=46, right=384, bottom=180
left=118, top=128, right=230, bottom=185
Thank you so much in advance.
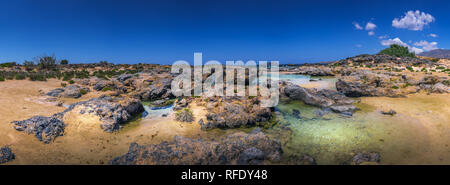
left=268, top=74, right=450, bottom=164
left=142, top=105, right=173, bottom=118
left=276, top=74, right=311, bottom=85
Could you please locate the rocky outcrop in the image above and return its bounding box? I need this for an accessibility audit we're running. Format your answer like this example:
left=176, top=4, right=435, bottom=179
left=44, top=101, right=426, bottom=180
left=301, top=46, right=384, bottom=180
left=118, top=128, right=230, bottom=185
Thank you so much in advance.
left=66, top=96, right=144, bottom=132
left=336, top=54, right=433, bottom=66
left=12, top=95, right=144, bottom=143
left=11, top=114, right=65, bottom=144
left=336, top=70, right=399, bottom=97
left=284, top=155, right=317, bottom=165
left=336, top=70, right=448, bottom=97
left=175, top=108, right=194, bottom=122
left=381, top=109, right=397, bottom=115
left=93, top=80, right=113, bottom=91
left=200, top=98, right=272, bottom=130
left=116, top=74, right=134, bottom=83
left=134, top=78, right=173, bottom=101
left=431, top=83, right=449, bottom=93
left=63, top=85, right=89, bottom=98
left=0, top=146, right=15, bottom=164
left=110, top=128, right=282, bottom=165
left=173, top=97, right=191, bottom=111
left=46, top=85, right=90, bottom=98
left=296, top=66, right=334, bottom=76
left=344, top=152, right=381, bottom=165
left=283, top=84, right=357, bottom=114
left=46, top=88, right=65, bottom=97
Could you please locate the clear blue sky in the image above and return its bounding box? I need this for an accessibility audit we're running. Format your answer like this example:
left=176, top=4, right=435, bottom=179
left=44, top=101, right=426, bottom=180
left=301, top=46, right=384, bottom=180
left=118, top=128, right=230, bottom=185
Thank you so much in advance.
left=0, top=0, right=449, bottom=64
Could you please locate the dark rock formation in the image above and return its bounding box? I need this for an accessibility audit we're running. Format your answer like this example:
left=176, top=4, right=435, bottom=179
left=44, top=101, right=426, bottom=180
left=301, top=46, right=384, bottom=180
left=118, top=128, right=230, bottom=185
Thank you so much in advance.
left=201, top=99, right=272, bottom=130
left=67, top=96, right=144, bottom=132
left=46, top=85, right=90, bottom=98
left=11, top=115, right=65, bottom=144
left=116, top=74, right=134, bottom=82
left=110, top=128, right=282, bottom=165
left=296, top=66, right=334, bottom=76
left=175, top=108, right=194, bottom=122
left=94, top=80, right=113, bottom=91
left=292, top=109, right=301, bottom=118
left=134, top=78, right=173, bottom=101
left=381, top=109, right=397, bottom=115
left=283, top=84, right=356, bottom=114
left=237, top=147, right=265, bottom=165
left=173, top=97, right=191, bottom=111
left=12, top=95, right=144, bottom=143
left=345, top=152, right=381, bottom=165
left=431, top=83, right=449, bottom=93
left=336, top=54, right=432, bottom=66
left=284, top=155, right=317, bottom=165
left=46, top=88, right=65, bottom=97
left=0, top=146, right=15, bottom=164
left=336, top=70, right=448, bottom=97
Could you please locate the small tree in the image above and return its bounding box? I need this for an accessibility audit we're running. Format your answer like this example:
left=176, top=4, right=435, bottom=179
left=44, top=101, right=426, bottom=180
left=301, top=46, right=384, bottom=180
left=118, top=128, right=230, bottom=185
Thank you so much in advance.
left=379, top=44, right=415, bottom=58
left=60, top=59, right=69, bottom=65
left=99, top=61, right=108, bottom=66
left=23, top=60, right=35, bottom=71
left=36, top=55, right=57, bottom=70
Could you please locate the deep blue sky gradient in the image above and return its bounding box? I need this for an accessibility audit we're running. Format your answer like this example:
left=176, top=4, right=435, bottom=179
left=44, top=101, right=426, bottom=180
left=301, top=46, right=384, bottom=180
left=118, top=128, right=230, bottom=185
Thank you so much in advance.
left=0, top=0, right=449, bottom=64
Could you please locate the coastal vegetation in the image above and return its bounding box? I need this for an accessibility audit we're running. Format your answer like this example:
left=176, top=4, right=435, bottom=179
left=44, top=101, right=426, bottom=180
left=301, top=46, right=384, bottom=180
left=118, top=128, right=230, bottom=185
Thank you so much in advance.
left=379, top=44, right=416, bottom=58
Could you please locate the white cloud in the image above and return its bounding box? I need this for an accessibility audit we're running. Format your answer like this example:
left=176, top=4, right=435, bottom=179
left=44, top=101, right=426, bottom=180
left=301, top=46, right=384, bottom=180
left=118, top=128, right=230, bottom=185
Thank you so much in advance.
left=368, top=31, right=375, bottom=36
left=353, top=22, right=363, bottom=30
left=381, top=37, right=409, bottom=47
left=365, top=22, right=377, bottom=30
left=380, top=37, right=438, bottom=54
left=356, top=44, right=363, bottom=48
left=414, top=40, right=438, bottom=51
left=428, top=33, right=438, bottom=38
left=409, top=47, right=424, bottom=54
left=392, top=10, right=435, bottom=31
left=378, top=35, right=388, bottom=39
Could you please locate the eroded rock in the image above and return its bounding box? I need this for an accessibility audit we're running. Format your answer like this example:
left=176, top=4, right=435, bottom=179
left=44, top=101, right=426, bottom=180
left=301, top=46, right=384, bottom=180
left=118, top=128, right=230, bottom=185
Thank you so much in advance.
left=0, top=146, right=15, bottom=164
left=110, top=129, right=282, bottom=165
left=345, top=152, right=381, bottom=165
left=283, top=84, right=356, bottom=114
left=175, top=108, right=194, bottom=122
left=11, top=115, right=65, bottom=144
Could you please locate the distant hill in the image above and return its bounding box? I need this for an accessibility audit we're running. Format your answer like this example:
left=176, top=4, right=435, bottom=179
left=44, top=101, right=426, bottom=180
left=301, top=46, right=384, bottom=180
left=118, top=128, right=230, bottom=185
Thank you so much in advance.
left=419, top=49, right=450, bottom=59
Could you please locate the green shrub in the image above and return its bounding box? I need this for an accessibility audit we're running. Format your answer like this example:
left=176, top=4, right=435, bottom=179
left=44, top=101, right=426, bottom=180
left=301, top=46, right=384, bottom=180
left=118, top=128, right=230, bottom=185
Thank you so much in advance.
left=60, top=59, right=69, bottom=65
left=15, top=73, right=26, bottom=80
left=80, top=89, right=88, bottom=95
left=29, top=73, right=46, bottom=81
left=402, top=83, right=411, bottom=88
left=406, top=66, right=414, bottom=72
left=0, top=62, right=16, bottom=68
left=69, top=80, right=75, bottom=84
left=0, top=76, right=4, bottom=81
left=102, top=87, right=112, bottom=92
left=61, top=83, right=67, bottom=87
left=379, top=44, right=415, bottom=58
left=391, top=85, right=399, bottom=89
left=23, top=60, right=35, bottom=71
left=37, top=55, right=57, bottom=70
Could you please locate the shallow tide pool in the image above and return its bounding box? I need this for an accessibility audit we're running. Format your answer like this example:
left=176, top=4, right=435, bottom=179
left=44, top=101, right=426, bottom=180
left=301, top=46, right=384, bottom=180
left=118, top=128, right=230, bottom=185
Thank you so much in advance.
left=270, top=74, right=450, bottom=164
